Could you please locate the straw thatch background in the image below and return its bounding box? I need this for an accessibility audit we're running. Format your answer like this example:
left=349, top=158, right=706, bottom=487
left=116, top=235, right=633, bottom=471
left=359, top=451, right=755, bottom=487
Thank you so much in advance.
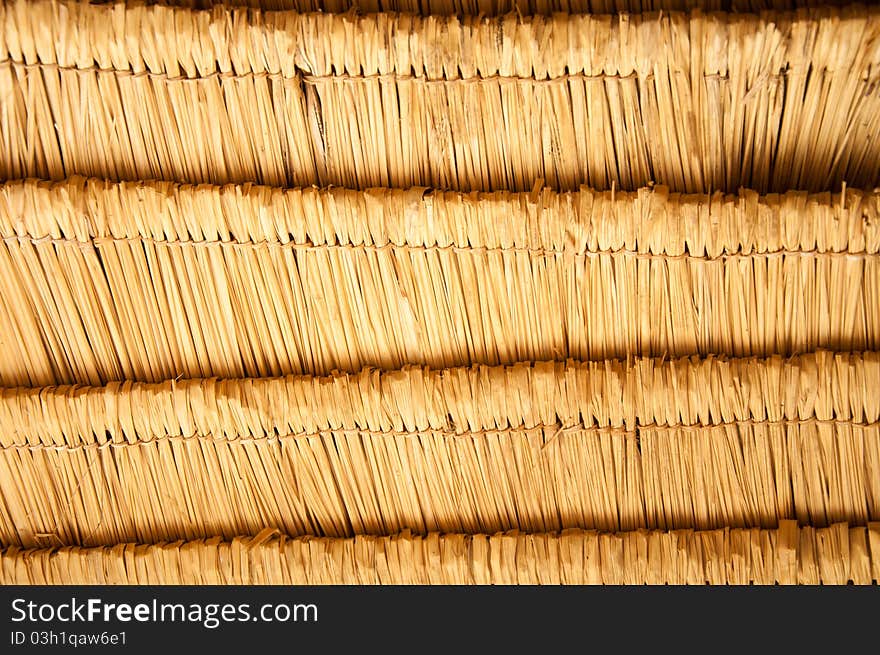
left=1, top=0, right=878, bottom=584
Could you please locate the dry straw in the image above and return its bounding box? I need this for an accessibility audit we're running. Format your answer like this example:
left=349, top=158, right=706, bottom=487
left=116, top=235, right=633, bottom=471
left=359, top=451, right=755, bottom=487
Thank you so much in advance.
left=2, top=522, right=878, bottom=584
left=2, top=1, right=879, bottom=192
left=1, top=0, right=879, bottom=587
left=1, top=177, right=878, bottom=387
left=1, top=351, right=877, bottom=548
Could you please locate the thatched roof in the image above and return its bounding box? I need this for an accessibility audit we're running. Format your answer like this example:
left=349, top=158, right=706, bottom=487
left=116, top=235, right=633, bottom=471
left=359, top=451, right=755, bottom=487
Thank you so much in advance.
left=0, top=0, right=877, bottom=584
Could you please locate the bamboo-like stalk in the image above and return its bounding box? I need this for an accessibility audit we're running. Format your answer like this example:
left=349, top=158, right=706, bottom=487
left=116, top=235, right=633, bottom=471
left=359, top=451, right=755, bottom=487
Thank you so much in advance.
left=2, top=522, right=877, bottom=584
left=1, top=352, right=877, bottom=548
left=2, top=1, right=878, bottom=192
left=1, top=177, right=877, bottom=387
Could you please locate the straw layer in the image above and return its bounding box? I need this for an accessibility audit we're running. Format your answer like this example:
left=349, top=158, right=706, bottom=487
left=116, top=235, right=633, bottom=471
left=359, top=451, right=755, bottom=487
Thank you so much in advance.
left=1, top=352, right=877, bottom=548
left=112, top=1, right=863, bottom=16
left=1, top=178, right=878, bottom=387
left=4, top=421, right=877, bottom=547
left=2, top=522, right=877, bottom=584
left=4, top=351, right=879, bottom=447
left=3, top=1, right=879, bottom=192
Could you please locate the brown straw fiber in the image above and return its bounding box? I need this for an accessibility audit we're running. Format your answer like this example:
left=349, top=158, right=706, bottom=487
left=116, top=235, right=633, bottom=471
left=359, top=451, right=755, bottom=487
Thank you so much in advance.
left=1, top=351, right=877, bottom=548
left=1, top=177, right=878, bottom=387
left=2, top=522, right=878, bottom=584
left=2, top=1, right=879, bottom=193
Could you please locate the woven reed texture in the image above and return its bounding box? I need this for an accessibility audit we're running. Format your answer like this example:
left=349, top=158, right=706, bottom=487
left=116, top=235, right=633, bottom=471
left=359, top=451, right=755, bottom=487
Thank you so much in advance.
left=2, top=522, right=878, bottom=584
left=3, top=1, right=879, bottom=193
left=1, top=351, right=877, bottom=548
left=1, top=177, right=878, bottom=387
